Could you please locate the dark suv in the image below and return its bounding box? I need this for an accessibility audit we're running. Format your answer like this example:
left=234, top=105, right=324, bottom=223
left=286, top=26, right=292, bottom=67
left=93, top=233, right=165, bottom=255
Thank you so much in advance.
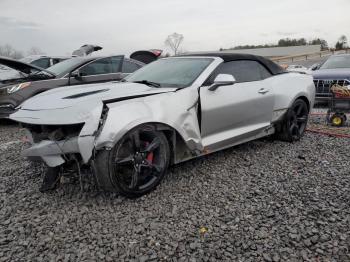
left=312, top=54, right=350, bottom=102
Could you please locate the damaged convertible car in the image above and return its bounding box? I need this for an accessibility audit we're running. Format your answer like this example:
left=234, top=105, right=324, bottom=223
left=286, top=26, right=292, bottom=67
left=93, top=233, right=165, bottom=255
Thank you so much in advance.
left=10, top=53, right=315, bottom=197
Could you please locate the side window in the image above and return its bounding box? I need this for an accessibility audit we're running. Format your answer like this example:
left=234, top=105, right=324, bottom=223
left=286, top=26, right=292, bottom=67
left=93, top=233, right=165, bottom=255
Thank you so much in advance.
left=31, top=58, right=51, bottom=69
left=110, top=56, right=123, bottom=73
left=122, top=59, right=142, bottom=73
left=79, top=57, right=121, bottom=76
left=205, top=60, right=272, bottom=85
left=258, top=63, right=272, bottom=79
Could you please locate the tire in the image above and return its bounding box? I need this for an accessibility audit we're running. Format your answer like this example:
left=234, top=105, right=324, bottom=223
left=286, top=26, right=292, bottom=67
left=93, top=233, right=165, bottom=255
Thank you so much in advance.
left=276, top=99, right=309, bottom=142
left=94, top=126, right=170, bottom=198
left=330, top=113, right=346, bottom=127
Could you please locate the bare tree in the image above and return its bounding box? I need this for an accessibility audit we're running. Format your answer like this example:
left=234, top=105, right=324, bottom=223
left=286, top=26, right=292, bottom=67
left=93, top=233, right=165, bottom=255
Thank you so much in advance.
left=0, top=44, right=24, bottom=59
left=0, top=44, right=14, bottom=57
left=165, top=33, right=184, bottom=55
left=339, top=35, right=347, bottom=43
left=335, top=35, right=348, bottom=49
left=27, top=46, right=45, bottom=56
left=339, top=35, right=348, bottom=47
left=12, top=50, right=24, bottom=59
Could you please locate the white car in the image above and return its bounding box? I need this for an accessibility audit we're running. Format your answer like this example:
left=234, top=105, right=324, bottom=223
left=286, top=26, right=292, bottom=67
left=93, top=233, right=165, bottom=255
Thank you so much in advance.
left=286, top=64, right=310, bottom=74
left=11, top=53, right=315, bottom=197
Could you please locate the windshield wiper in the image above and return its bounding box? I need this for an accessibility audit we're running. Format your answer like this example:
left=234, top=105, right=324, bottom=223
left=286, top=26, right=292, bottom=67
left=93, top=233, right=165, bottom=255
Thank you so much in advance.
left=133, top=80, right=161, bottom=88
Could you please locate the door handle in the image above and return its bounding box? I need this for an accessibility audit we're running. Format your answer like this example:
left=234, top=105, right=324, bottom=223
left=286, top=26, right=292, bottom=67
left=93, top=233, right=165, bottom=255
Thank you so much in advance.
left=258, top=88, right=269, bottom=94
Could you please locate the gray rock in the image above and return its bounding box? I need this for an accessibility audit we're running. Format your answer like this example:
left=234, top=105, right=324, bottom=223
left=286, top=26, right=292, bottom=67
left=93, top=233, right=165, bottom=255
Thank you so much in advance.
left=1, top=114, right=350, bottom=261
left=263, top=253, right=272, bottom=261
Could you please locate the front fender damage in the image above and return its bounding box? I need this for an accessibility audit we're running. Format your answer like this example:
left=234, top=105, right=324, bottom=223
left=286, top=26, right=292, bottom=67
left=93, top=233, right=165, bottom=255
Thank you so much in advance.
left=95, top=88, right=203, bottom=153
left=12, top=88, right=203, bottom=167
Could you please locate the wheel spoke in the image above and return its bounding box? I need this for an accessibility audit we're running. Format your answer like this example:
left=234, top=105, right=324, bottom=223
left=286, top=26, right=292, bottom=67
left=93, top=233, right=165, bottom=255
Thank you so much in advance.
left=116, top=155, right=134, bottom=165
left=289, top=123, right=299, bottom=136
left=143, top=137, right=160, bottom=153
left=131, top=131, right=141, bottom=152
left=140, top=161, right=162, bottom=174
left=296, top=104, right=303, bottom=116
left=152, top=164, right=162, bottom=173
left=297, top=116, right=308, bottom=123
left=130, top=166, right=140, bottom=189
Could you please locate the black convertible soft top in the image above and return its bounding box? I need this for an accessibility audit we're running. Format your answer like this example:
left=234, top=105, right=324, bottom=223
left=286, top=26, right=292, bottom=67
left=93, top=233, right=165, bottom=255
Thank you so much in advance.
left=179, top=53, right=286, bottom=75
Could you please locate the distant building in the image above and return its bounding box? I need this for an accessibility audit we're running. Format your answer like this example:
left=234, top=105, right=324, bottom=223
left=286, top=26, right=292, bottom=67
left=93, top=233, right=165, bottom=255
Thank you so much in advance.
left=188, top=45, right=322, bottom=58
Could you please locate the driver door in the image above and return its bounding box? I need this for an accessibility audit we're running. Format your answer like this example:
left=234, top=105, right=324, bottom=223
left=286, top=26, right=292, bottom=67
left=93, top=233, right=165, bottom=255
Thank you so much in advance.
left=200, top=60, right=275, bottom=151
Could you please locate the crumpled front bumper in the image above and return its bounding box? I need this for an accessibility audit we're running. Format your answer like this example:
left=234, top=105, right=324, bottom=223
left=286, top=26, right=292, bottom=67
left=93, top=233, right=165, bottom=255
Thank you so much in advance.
left=11, top=101, right=104, bottom=167
left=22, top=136, right=80, bottom=167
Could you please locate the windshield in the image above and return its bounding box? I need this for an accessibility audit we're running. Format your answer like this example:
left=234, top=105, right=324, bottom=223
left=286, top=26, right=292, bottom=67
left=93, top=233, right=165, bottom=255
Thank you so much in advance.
left=20, top=57, right=35, bottom=63
left=47, top=57, right=86, bottom=75
left=20, top=56, right=42, bottom=64
left=0, top=68, right=24, bottom=81
left=0, top=63, right=42, bottom=81
left=320, top=55, right=350, bottom=69
left=125, top=57, right=213, bottom=88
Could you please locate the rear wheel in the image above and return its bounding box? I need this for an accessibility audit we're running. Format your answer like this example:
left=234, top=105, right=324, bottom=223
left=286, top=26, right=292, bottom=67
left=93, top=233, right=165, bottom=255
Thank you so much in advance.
left=94, top=126, right=170, bottom=198
left=276, top=99, right=309, bottom=142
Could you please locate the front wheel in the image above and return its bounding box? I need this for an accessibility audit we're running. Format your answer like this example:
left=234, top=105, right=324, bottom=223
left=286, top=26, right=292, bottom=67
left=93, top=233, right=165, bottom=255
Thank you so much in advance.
left=276, top=99, right=309, bottom=142
left=94, top=126, right=170, bottom=198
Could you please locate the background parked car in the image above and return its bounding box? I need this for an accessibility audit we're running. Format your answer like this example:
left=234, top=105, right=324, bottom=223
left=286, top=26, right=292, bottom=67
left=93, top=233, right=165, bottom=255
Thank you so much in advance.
left=286, top=64, right=310, bottom=74
left=312, top=54, right=350, bottom=102
left=0, top=50, right=161, bottom=118
left=20, top=45, right=104, bottom=69
left=20, top=55, right=72, bottom=69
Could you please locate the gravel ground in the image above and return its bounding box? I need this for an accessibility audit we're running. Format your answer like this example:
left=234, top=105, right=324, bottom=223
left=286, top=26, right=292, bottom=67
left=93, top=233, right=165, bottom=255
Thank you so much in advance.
left=0, top=117, right=350, bottom=262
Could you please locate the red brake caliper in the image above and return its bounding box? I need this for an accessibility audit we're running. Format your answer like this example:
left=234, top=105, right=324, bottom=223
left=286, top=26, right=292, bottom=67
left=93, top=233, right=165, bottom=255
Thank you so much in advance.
left=146, top=152, right=154, bottom=163
left=145, top=142, right=154, bottom=163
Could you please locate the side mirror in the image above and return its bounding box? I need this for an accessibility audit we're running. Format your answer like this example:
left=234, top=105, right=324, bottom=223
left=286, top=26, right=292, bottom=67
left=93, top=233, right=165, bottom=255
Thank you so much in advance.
left=70, top=70, right=82, bottom=79
left=310, top=64, right=320, bottom=71
left=209, top=74, right=236, bottom=91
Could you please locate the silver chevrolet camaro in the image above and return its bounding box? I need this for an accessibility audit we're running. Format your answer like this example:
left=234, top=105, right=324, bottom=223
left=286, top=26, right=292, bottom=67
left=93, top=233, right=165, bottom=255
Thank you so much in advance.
left=10, top=53, right=315, bottom=197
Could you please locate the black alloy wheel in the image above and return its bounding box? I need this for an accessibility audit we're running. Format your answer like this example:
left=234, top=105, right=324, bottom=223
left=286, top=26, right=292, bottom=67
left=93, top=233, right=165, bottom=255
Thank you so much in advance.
left=108, top=128, right=170, bottom=197
left=277, top=99, right=309, bottom=142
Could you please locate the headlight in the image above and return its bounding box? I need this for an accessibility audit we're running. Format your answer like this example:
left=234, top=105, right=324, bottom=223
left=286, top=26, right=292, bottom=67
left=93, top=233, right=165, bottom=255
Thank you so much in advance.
left=7, top=82, right=31, bottom=94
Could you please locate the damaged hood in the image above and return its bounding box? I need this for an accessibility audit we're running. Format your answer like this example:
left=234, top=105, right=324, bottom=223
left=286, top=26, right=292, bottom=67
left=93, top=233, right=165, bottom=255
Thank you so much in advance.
left=19, top=82, right=176, bottom=110
left=10, top=81, right=176, bottom=124
left=0, top=56, right=56, bottom=87
left=0, top=56, right=55, bottom=76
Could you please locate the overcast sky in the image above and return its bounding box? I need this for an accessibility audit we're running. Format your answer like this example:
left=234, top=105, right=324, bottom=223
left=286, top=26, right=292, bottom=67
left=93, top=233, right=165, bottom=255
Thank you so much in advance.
left=1, top=0, right=349, bottom=56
